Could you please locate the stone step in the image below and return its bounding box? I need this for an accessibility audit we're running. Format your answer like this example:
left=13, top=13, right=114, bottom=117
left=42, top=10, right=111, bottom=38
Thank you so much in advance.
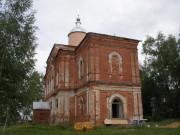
left=104, top=118, right=128, bottom=125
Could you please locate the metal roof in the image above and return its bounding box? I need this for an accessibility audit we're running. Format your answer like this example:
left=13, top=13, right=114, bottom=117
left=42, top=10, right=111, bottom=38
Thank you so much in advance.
left=33, top=102, right=50, bottom=110
left=70, top=27, right=86, bottom=33
left=69, top=15, right=86, bottom=34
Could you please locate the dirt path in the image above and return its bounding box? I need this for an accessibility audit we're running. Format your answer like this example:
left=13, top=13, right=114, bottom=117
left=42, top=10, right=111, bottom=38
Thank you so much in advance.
left=159, top=122, right=180, bottom=128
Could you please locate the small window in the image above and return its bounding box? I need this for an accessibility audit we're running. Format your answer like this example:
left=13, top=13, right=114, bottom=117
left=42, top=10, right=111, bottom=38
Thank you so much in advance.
left=56, top=71, right=59, bottom=86
left=55, top=99, right=58, bottom=109
left=48, top=79, right=50, bottom=92
left=51, top=75, right=54, bottom=91
left=50, top=102, right=52, bottom=110
left=80, top=98, right=84, bottom=116
left=79, top=57, right=84, bottom=79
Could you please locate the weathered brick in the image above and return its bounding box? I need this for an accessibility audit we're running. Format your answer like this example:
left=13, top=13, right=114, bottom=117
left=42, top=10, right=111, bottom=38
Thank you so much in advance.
left=44, top=33, right=143, bottom=125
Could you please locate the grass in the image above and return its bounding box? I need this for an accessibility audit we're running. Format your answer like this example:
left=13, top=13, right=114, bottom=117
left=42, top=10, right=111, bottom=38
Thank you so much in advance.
left=1, top=119, right=180, bottom=135
left=147, top=119, right=180, bottom=127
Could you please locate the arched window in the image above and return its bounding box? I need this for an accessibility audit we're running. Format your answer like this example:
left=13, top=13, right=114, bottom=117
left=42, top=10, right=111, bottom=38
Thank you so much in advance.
left=49, top=102, right=52, bottom=110
left=56, top=70, right=59, bottom=86
left=48, top=79, right=50, bottom=92
left=55, top=99, right=58, bottom=109
left=50, top=75, right=54, bottom=91
left=79, top=57, right=84, bottom=79
left=108, top=52, right=122, bottom=77
left=79, top=98, right=84, bottom=116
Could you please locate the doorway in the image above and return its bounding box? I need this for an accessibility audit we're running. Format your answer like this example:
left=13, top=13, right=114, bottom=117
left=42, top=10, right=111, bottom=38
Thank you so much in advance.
left=112, top=98, right=123, bottom=118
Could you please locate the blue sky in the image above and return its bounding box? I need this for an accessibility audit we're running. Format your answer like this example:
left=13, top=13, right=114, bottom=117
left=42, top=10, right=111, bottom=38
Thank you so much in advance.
left=33, top=0, right=180, bottom=73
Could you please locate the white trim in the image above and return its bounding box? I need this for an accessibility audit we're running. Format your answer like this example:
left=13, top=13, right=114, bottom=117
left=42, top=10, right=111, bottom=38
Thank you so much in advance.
left=93, top=85, right=141, bottom=92
left=65, top=61, right=69, bottom=87
left=95, top=90, right=100, bottom=119
left=108, top=94, right=127, bottom=118
left=87, top=91, right=89, bottom=115
left=108, top=52, right=123, bottom=76
left=75, top=96, right=76, bottom=117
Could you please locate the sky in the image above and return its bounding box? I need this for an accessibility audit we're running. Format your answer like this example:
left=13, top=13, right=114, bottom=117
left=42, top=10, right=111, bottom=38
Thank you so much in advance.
left=33, top=0, right=180, bottom=73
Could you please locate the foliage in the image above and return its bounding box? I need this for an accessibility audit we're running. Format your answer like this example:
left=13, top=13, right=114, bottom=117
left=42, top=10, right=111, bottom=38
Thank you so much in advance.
left=21, top=71, right=44, bottom=116
left=141, top=32, right=180, bottom=120
left=0, top=0, right=42, bottom=126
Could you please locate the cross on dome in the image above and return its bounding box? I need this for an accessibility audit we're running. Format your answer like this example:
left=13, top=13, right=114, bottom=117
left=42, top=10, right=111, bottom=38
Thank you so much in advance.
left=69, top=15, right=86, bottom=33
left=76, top=15, right=81, bottom=28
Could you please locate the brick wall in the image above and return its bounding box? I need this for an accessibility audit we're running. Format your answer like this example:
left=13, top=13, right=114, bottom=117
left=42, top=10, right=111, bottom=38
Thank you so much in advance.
left=33, top=109, right=50, bottom=124
left=44, top=33, right=142, bottom=125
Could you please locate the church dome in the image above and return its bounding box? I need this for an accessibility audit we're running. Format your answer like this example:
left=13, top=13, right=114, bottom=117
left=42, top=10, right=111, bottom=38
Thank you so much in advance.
left=68, top=15, right=86, bottom=46
left=69, top=15, right=86, bottom=34
left=70, top=27, right=86, bottom=33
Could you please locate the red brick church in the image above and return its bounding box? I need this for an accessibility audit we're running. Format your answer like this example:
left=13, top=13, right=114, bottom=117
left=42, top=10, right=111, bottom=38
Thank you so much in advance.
left=44, top=16, right=143, bottom=125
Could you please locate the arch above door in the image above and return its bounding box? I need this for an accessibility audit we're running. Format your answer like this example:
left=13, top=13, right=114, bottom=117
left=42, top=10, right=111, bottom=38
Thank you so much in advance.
left=107, top=94, right=127, bottom=118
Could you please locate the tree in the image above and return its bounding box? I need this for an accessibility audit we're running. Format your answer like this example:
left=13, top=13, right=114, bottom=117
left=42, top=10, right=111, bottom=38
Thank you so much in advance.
left=141, top=32, right=180, bottom=120
left=0, top=0, right=42, bottom=134
left=140, top=67, right=158, bottom=117
left=22, top=71, right=44, bottom=116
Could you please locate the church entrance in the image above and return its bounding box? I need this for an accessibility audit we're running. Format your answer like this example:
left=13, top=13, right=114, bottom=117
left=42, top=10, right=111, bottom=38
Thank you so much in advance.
left=112, top=99, right=123, bottom=118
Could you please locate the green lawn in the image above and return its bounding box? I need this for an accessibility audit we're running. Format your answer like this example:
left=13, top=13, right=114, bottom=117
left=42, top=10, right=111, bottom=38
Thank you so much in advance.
left=1, top=119, right=180, bottom=135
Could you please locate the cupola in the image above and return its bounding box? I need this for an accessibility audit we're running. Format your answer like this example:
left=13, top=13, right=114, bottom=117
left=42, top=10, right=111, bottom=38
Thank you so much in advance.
left=68, top=15, right=86, bottom=46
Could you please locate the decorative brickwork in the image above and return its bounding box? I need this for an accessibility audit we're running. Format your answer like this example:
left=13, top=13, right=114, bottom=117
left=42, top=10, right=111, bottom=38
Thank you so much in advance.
left=44, top=32, right=143, bottom=125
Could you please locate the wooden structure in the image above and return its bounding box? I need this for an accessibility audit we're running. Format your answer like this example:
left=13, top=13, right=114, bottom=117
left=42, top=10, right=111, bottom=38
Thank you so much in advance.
left=33, top=102, right=50, bottom=124
left=74, top=122, right=94, bottom=132
left=74, top=122, right=84, bottom=132
left=83, top=122, right=94, bottom=131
